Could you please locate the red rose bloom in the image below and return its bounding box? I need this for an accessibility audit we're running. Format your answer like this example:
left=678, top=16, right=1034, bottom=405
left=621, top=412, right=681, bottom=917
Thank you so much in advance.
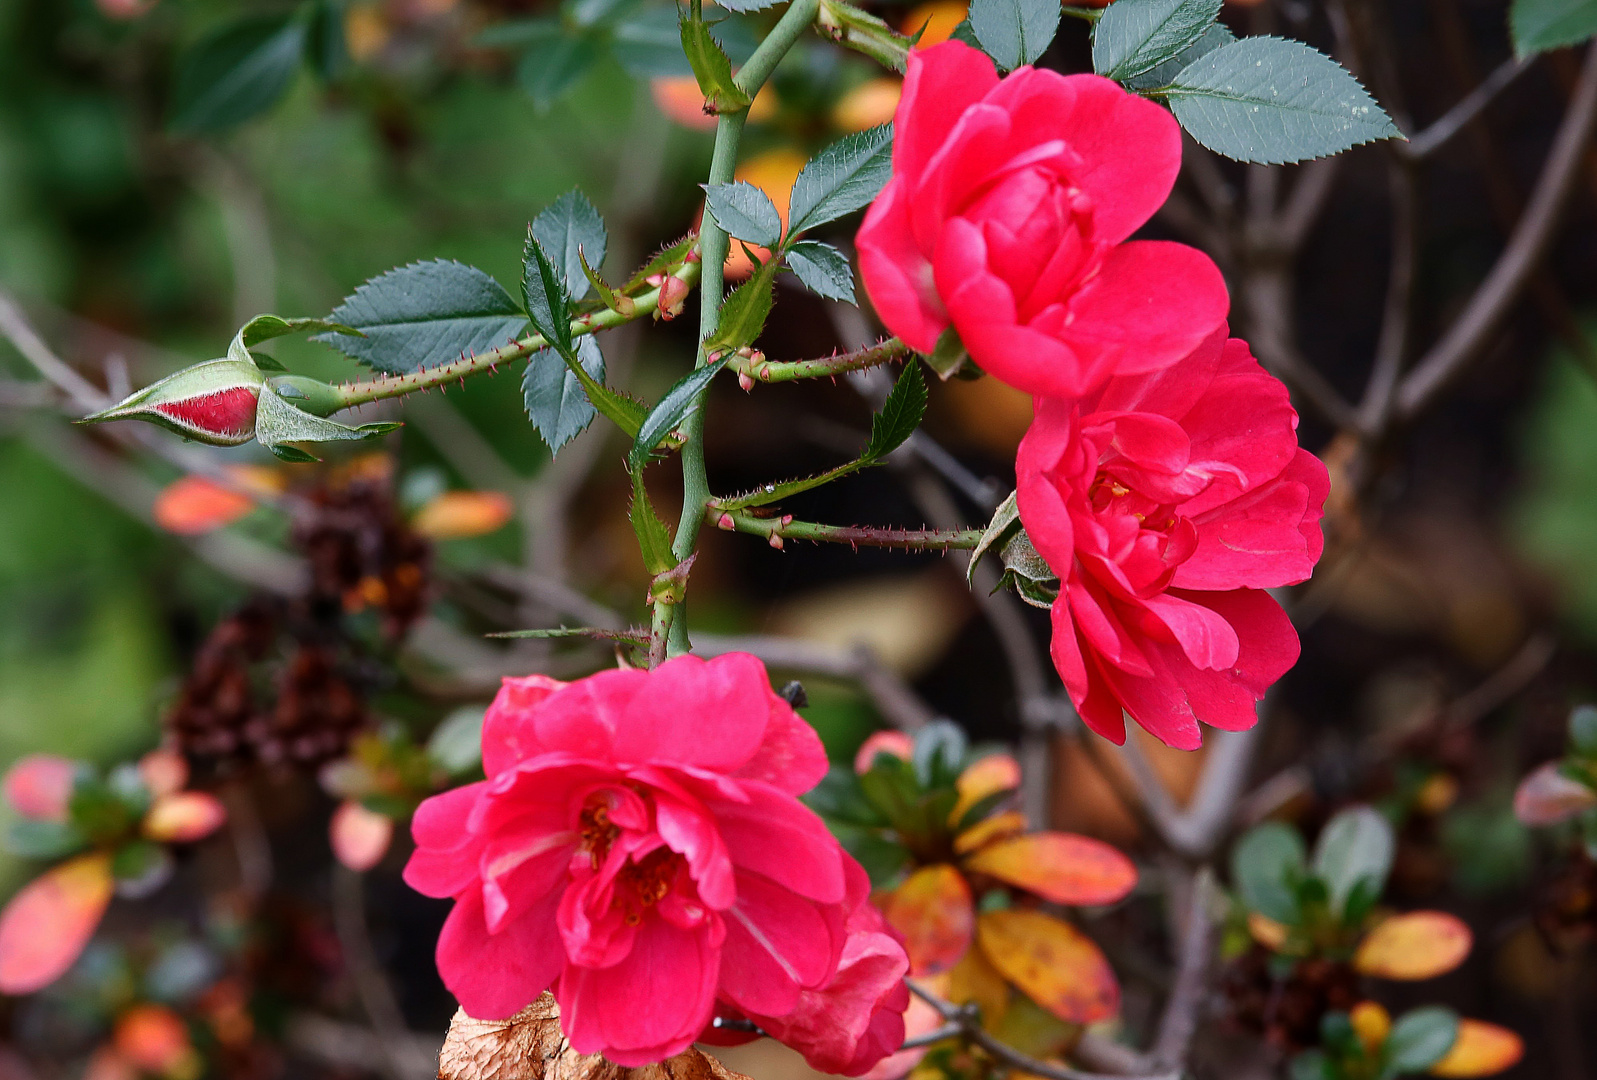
left=1016, top=327, right=1328, bottom=750
left=857, top=40, right=1229, bottom=399
left=402, top=655, right=908, bottom=1071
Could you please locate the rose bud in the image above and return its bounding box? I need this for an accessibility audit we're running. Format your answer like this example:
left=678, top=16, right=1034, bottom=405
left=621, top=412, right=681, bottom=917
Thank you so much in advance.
left=81, top=359, right=264, bottom=446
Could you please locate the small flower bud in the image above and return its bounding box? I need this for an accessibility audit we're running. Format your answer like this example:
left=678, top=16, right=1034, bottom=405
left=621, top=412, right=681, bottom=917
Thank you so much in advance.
left=657, top=275, right=690, bottom=321
left=738, top=373, right=755, bottom=392
left=81, top=359, right=264, bottom=446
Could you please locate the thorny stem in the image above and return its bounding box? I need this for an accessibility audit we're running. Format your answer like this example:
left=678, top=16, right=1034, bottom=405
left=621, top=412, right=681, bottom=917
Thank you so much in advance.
left=726, top=336, right=909, bottom=383
left=328, top=262, right=700, bottom=411
left=664, top=0, right=823, bottom=657
left=709, top=505, right=983, bottom=551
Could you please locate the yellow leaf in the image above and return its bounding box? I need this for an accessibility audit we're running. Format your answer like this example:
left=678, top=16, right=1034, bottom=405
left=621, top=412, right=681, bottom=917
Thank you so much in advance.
left=439, top=994, right=756, bottom=1080
left=1354, top=911, right=1472, bottom=981
left=1349, top=1001, right=1391, bottom=1055
left=880, top=864, right=975, bottom=975
left=1248, top=911, right=1289, bottom=951
left=950, top=753, right=1021, bottom=825
left=946, top=940, right=1010, bottom=1027
left=963, top=832, right=1136, bottom=906
left=0, top=853, right=114, bottom=994
left=142, top=792, right=227, bottom=844
left=898, top=0, right=969, bottom=45
left=1429, top=1020, right=1524, bottom=1078
left=954, top=811, right=1028, bottom=856
left=413, top=491, right=514, bottom=540
left=976, top=909, right=1118, bottom=1024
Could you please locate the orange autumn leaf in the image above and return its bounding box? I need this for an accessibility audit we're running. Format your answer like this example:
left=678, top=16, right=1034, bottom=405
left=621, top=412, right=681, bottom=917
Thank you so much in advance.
left=114, top=1004, right=193, bottom=1073
left=413, top=491, right=514, bottom=539
left=950, top=753, right=1021, bottom=825
left=954, top=810, right=1028, bottom=856
left=1429, top=1020, right=1524, bottom=1078
left=976, top=909, right=1118, bottom=1024
left=963, top=832, right=1137, bottom=906
left=153, top=475, right=256, bottom=535
left=331, top=800, right=395, bottom=872
left=1349, top=1001, right=1391, bottom=1054
left=880, top=864, right=974, bottom=975
left=1353, top=911, right=1472, bottom=981
left=0, top=853, right=114, bottom=994
left=142, top=792, right=227, bottom=844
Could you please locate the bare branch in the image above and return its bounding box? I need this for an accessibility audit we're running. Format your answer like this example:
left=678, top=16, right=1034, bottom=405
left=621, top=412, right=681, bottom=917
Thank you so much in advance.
left=908, top=984, right=1179, bottom=1080
left=1356, top=161, right=1420, bottom=432
left=1397, top=43, right=1597, bottom=418
left=1400, top=55, right=1535, bottom=161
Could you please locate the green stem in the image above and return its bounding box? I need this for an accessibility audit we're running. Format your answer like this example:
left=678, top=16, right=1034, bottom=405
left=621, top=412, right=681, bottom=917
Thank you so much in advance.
left=1060, top=4, right=1105, bottom=22
left=710, top=507, right=983, bottom=551
left=665, top=0, right=823, bottom=658
left=726, top=336, right=909, bottom=384
left=327, top=262, right=699, bottom=411
left=815, top=0, right=912, bottom=72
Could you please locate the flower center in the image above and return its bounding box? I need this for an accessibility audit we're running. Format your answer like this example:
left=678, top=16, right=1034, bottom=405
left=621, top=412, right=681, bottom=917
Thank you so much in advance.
left=577, top=798, right=621, bottom=867
left=617, top=847, right=681, bottom=925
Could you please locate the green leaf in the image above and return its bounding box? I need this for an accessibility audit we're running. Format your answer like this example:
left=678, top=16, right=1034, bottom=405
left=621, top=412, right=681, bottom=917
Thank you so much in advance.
left=1384, top=1007, right=1459, bottom=1075
left=806, top=766, right=891, bottom=828
left=426, top=706, right=486, bottom=775
left=1511, top=0, right=1597, bottom=55
left=476, top=17, right=561, bottom=48
left=254, top=385, right=399, bottom=461
left=1571, top=704, right=1597, bottom=755
left=1288, top=1050, right=1331, bottom=1080
left=787, top=125, right=895, bottom=235
left=579, top=249, right=633, bottom=316
left=522, top=233, right=575, bottom=357
left=996, top=529, right=1058, bottom=608
left=864, top=362, right=927, bottom=460
left=968, top=0, right=1060, bottom=70
left=630, top=470, right=676, bottom=574
left=307, top=0, right=350, bottom=80
left=682, top=14, right=752, bottom=113
left=625, top=233, right=699, bottom=293
left=703, top=181, right=784, bottom=247
left=232, top=315, right=361, bottom=369
left=611, top=8, right=757, bottom=77
left=968, top=490, right=1023, bottom=585
left=925, top=325, right=970, bottom=379
left=912, top=720, right=969, bottom=788
left=1126, top=22, right=1233, bottom=89
left=784, top=241, right=856, bottom=303
left=715, top=0, right=784, bottom=12
left=629, top=358, right=729, bottom=470
left=5, top=819, right=87, bottom=860
left=1093, top=0, right=1222, bottom=82
left=1164, top=36, right=1402, bottom=164
left=1232, top=821, right=1308, bottom=924
left=1312, top=805, right=1394, bottom=918
left=314, top=260, right=528, bottom=374
left=170, top=13, right=308, bottom=134
left=517, top=34, right=600, bottom=111
left=706, top=261, right=778, bottom=354
left=111, top=840, right=172, bottom=889
left=522, top=336, right=605, bottom=453
left=532, top=189, right=609, bottom=301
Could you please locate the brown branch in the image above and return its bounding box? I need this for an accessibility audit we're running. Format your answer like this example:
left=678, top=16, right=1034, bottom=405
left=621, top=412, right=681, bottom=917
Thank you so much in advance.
left=908, top=984, right=1179, bottom=1080
left=1399, top=55, right=1535, bottom=161
left=1356, top=159, right=1420, bottom=433
left=1397, top=43, right=1597, bottom=418
left=332, top=867, right=440, bottom=1080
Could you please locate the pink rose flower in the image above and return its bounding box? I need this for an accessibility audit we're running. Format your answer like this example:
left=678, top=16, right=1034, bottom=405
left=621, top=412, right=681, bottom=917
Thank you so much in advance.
left=1016, top=327, right=1329, bottom=750
left=857, top=40, right=1228, bottom=399
left=402, top=655, right=909, bottom=1070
